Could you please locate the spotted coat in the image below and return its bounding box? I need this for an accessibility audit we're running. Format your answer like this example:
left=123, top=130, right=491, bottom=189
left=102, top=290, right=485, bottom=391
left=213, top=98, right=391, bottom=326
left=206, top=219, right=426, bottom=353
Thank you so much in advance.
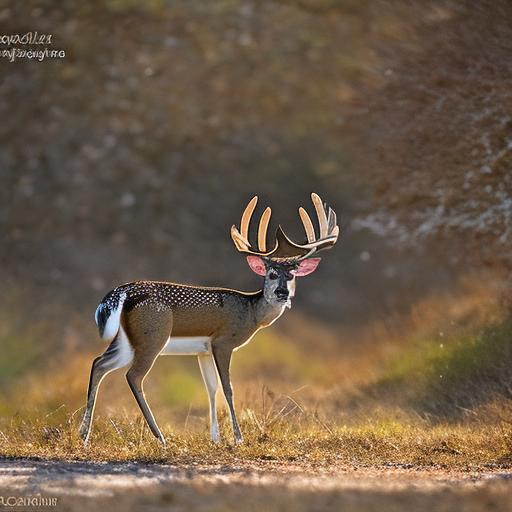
left=98, top=280, right=264, bottom=340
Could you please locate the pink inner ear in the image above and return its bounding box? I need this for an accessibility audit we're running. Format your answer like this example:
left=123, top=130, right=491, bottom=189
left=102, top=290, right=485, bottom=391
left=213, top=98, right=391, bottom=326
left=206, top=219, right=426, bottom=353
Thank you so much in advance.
left=246, top=255, right=267, bottom=276
left=294, top=258, right=321, bottom=277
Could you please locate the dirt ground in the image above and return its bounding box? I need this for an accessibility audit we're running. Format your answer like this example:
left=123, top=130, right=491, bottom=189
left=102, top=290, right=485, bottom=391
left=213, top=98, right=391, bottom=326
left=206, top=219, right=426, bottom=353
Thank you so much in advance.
left=0, top=459, right=511, bottom=512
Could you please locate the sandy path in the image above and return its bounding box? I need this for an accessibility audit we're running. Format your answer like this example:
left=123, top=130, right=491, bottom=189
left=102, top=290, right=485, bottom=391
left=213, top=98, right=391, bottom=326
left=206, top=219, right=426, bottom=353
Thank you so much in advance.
left=0, top=458, right=511, bottom=511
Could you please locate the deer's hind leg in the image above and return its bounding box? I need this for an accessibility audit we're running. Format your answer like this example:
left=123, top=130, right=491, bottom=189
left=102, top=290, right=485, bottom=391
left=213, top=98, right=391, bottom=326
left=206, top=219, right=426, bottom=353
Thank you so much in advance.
left=122, top=305, right=173, bottom=446
left=79, top=328, right=134, bottom=443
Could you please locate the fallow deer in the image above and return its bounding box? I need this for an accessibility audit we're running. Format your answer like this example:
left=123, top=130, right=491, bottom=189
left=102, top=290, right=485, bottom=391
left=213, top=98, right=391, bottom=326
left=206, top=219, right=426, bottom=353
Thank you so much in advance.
left=79, top=193, right=339, bottom=446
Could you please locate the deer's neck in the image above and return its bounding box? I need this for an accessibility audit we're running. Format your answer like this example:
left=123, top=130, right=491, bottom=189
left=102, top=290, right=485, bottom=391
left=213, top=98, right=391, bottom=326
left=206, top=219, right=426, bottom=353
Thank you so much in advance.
left=252, top=292, right=288, bottom=329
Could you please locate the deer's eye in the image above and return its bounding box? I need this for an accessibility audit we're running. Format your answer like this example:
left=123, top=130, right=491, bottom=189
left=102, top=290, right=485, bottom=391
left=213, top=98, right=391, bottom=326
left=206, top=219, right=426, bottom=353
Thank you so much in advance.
left=269, top=272, right=279, bottom=280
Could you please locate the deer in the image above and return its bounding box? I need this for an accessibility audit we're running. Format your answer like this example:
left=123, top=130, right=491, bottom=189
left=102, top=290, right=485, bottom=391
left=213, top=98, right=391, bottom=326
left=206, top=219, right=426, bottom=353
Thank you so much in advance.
left=79, top=193, right=339, bottom=446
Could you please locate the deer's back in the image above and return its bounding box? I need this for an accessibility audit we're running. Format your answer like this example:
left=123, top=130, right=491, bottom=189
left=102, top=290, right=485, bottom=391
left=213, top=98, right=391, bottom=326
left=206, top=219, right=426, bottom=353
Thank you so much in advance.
left=102, top=280, right=260, bottom=337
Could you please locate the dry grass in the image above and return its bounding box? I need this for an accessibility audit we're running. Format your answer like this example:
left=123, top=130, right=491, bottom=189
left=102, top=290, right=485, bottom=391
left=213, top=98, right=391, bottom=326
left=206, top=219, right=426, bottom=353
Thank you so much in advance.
left=0, top=412, right=511, bottom=471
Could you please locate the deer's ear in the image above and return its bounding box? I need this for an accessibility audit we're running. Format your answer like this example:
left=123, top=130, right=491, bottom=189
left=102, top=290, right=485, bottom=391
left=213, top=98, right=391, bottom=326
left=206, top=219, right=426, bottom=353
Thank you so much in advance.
left=246, top=255, right=267, bottom=276
left=294, top=258, right=321, bottom=277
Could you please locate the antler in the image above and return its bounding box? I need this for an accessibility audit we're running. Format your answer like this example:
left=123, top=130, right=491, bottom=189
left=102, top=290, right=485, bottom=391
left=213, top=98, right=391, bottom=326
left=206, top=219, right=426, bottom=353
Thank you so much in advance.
left=231, top=196, right=276, bottom=256
left=231, top=193, right=339, bottom=260
left=296, top=193, right=339, bottom=253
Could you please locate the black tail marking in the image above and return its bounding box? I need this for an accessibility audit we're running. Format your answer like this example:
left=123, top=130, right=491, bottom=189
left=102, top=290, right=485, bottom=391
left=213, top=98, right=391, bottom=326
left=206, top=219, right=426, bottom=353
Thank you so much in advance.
left=95, top=303, right=111, bottom=338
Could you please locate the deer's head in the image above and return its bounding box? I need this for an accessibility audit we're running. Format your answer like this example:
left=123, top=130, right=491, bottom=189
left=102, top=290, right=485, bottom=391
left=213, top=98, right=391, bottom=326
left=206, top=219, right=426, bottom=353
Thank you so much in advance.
left=231, top=193, right=339, bottom=307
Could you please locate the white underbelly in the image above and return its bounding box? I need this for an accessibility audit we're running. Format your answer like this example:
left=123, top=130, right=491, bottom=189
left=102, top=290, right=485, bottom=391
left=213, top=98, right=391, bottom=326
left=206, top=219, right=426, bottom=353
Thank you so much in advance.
left=160, top=336, right=212, bottom=356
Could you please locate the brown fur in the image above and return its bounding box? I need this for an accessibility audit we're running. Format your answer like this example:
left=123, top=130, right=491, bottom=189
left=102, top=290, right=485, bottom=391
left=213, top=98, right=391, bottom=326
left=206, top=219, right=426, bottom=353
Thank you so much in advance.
left=80, top=284, right=284, bottom=445
left=121, top=305, right=173, bottom=444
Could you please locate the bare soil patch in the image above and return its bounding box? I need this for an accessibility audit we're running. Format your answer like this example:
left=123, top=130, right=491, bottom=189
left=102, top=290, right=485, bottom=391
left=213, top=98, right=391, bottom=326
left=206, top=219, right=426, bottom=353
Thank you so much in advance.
left=1, top=458, right=511, bottom=512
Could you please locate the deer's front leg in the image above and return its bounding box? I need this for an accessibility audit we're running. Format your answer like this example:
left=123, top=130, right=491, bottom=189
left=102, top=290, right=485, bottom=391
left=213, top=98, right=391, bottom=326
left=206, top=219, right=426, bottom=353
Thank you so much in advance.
left=212, top=342, right=243, bottom=444
left=197, top=354, right=220, bottom=443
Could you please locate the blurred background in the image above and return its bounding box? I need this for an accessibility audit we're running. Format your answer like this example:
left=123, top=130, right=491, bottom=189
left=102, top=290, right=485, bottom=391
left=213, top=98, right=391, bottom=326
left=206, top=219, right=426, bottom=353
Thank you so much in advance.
left=1, top=0, right=511, bottom=435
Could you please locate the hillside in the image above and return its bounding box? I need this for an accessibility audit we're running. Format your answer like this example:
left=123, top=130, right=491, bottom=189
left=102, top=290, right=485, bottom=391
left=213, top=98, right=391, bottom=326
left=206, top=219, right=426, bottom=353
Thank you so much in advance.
left=1, top=0, right=476, bottom=330
left=349, top=0, right=512, bottom=270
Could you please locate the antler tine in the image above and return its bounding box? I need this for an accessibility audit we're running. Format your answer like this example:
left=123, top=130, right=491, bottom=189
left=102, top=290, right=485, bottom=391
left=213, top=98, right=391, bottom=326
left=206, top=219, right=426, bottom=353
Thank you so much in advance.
left=258, top=207, right=272, bottom=252
left=311, top=193, right=329, bottom=238
left=327, top=206, right=337, bottom=234
left=240, top=196, right=258, bottom=242
left=299, top=207, right=316, bottom=243
left=231, top=225, right=249, bottom=250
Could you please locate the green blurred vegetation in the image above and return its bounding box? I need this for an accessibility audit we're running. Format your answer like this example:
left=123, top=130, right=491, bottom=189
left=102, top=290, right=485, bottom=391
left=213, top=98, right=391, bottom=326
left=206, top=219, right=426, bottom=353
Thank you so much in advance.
left=380, top=317, right=512, bottom=418
left=0, top=319, right=43, bottom=386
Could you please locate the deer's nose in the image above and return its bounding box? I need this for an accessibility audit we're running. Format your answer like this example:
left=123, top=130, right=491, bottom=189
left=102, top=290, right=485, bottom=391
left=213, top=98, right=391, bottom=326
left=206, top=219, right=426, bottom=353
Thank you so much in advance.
left=275, top=287, right=288, bottom=299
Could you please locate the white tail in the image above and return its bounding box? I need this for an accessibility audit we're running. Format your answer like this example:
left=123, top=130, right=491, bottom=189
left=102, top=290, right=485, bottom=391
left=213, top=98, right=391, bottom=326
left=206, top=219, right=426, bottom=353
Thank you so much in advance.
left=94, top=292, right=126, bottom=341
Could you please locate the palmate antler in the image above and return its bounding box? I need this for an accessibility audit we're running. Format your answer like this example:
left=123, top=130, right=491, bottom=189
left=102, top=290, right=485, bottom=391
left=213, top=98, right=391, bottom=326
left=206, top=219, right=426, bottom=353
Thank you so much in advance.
left=231, top=193, right=339, bottom=261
